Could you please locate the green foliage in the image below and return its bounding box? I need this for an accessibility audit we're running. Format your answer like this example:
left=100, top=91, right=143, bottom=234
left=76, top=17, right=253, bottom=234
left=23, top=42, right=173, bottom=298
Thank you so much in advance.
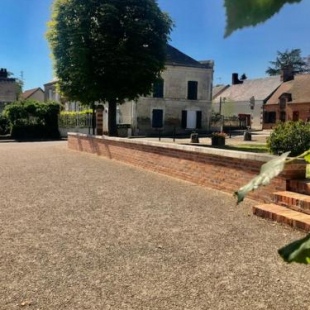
left=266, top=49, right=307, bottom=75
left=267, top=121, right=310, bottom=156
left=59, top=110, right=93, bottom=128
left=234, top=151, right=290, bottom=204
left=3, top=100, right=61, bottom=140
left=224, top=0, right=302, bottom=37
left=278, top=233, right=310, bottom=264
left=0, top=115, right=10, bottom=135
left=11, top=124, right=60, bottom=141
left=47, top=0, right=172, bottom=135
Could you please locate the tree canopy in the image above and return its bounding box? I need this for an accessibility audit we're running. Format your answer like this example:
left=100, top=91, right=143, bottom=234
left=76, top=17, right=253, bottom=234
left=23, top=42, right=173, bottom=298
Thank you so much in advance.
left=266, top=49, right=307, bottom=75
left=47, top=0, right=172, bottom=135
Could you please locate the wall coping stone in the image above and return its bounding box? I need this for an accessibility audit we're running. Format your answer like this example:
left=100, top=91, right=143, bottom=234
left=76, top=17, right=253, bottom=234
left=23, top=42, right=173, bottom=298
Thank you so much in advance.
left=68, top=132, right=276, bottom=163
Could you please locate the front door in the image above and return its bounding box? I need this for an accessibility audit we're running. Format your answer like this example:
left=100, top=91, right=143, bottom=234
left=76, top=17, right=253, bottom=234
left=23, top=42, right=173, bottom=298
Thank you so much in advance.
left=187, top=110, right=196, bottom=129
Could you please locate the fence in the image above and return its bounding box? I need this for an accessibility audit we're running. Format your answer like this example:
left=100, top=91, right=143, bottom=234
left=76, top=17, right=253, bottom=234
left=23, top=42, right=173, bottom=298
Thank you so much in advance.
left=58, top=113, right=95, bottom=137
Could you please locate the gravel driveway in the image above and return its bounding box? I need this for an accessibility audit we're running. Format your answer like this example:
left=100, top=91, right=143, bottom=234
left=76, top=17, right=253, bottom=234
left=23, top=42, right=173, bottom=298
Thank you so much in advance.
left=0, top=141, right=310, bottom=309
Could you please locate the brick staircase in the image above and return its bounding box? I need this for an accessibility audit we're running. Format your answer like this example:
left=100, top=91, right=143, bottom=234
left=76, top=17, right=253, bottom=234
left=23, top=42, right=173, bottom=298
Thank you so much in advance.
left=253, top=179, right=310, bottom=231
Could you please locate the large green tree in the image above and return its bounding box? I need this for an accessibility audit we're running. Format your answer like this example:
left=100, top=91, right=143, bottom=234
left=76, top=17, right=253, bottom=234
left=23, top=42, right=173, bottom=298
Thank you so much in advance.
left=266, top=48, right=307, bottom=76
left=47, top=0, right=172, bottom=136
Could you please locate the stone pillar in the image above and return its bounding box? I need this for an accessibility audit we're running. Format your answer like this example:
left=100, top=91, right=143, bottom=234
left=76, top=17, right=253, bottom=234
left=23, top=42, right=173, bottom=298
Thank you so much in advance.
left=96, top=105, right=104, bottom=135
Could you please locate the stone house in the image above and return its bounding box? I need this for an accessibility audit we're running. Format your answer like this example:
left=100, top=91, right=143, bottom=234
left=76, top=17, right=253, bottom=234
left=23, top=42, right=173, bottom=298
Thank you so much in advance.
left=117, top=45, right=214, bottom=136
left=212, top=73, right=282, bottom=130
left=21, top=87, right=44, bottom=102
left=263, top=73, right=310, bottom=129
left=44, top=80, right=84, bottom=111
left=0, top=68, right=19, bottom=113
left=44, top=80, right=61, bottom=103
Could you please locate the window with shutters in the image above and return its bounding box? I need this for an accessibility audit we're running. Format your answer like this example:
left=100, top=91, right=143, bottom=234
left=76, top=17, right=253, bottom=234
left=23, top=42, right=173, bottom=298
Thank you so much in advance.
left=153, top=79, right=164, bottom=98
left=187, top=81, right=198, bottom=100
left=263, top=111, right=276, bottom=123
left=181, top=110, right=202, bottom=129
left=152, top=109, right=163, bottom=128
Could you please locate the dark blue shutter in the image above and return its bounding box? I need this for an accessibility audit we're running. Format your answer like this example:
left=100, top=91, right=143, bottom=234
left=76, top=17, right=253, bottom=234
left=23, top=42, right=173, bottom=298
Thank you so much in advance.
left=152, top=109, right=163, bottom=128
left=181, top=110, right=187, bottom=129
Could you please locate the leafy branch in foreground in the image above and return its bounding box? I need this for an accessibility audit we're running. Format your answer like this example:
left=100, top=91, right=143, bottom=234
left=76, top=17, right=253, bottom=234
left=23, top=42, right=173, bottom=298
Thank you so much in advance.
left=235, top=150, right=310, bottom=204
left=235, top=149, right=310, bottom=264
left=224, top=0, right=302, bottom=37
left=234, top=151, right=290, bottom=204
left=278, top=233, right=310, bottom=264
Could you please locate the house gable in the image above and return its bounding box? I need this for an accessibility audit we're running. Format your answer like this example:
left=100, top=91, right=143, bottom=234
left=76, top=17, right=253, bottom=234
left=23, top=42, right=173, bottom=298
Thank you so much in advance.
left=266, top=74, right=310, bottom=105
left=22, top=87, right=44, bottom=101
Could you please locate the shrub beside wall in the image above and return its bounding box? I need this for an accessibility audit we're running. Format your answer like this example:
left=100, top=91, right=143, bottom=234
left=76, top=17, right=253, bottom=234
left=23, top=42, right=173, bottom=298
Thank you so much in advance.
left=267, top=121, right=310, bottom=156
left=3, top=100, right=61, bottom=140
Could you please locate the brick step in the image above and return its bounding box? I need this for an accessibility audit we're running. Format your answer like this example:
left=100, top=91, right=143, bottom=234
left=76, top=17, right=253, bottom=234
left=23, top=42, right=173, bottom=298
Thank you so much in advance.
left=274, top=191, right=310, bottom=215
left=253, top=203, right=310, bottom=231
left=287, top=179, right=310, bottom=195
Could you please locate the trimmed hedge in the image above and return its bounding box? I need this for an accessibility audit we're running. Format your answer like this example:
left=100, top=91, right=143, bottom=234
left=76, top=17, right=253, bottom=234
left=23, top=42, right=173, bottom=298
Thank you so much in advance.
left=11, top=124, right=60, bottom=140
left=3, top=100, right=61, bottom=140
left=267, top=121, right=310, bottom=156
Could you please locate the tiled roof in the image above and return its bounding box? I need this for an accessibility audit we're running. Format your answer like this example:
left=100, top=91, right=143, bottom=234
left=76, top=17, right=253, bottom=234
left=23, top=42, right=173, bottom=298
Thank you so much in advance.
left=22, top=87, right=43, bottom=99
left=166, top=45, right=213, bottom=69
left=266, top=74, right=310, bottom=104
left=212, top=85, right=230, bottom=99
left=213, top=76, right=282, bottom=103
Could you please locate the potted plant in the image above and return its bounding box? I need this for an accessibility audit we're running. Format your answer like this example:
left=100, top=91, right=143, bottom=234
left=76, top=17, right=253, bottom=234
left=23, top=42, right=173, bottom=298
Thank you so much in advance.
left=211, top=132, right=226, bottom=146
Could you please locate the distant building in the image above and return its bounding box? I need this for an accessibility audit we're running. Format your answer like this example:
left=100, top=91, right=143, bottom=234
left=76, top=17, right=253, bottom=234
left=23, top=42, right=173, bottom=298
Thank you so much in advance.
left=44, top=80, right=60, bottom=102
left=212, top=73, right=282, bottom=130
left=0, top=68, right=19, bottom=112
left=44, top=80, right=82, bottom=111
left=264, top=73, right=310, bottom=128
left=21, top=87, right=44, bottom=102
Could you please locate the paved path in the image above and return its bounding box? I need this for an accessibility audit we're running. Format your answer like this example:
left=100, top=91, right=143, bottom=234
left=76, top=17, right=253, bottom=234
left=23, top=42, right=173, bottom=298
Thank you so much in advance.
left=0, top=141, right=309, bottom=309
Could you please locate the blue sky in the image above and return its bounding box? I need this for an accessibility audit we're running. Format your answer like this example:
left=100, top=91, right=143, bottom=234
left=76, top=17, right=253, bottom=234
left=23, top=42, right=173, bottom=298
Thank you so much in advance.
left=1, top=0, right=310, bottom=90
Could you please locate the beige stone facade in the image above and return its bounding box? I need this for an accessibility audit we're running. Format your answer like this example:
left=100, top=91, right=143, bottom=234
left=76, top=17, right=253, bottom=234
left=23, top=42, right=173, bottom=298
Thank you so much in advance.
left=118, top=46, right=214, bottom=136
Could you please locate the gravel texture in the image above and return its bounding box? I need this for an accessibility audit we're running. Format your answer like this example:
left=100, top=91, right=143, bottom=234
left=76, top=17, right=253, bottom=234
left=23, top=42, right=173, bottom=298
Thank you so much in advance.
left=0, top=141, right=310, bottom=309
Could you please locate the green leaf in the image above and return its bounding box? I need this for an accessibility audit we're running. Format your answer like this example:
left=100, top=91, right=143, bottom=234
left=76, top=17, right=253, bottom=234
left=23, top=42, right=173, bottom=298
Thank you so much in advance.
left=224, top=0, right=302, bottom=37
left=234, top=151, right=290, bottom=204
left=304, top=153, right=310, bottom=163
left=278, top=234, right=310, bottom=264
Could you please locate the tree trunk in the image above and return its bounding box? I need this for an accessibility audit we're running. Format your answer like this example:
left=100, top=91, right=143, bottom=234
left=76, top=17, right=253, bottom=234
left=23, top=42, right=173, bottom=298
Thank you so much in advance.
left=108, top=99, right=118, bottom=136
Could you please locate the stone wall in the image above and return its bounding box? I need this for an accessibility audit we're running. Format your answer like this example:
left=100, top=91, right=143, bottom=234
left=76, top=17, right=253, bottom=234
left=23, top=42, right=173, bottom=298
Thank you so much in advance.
left=68, top=133, right=306, bottom=203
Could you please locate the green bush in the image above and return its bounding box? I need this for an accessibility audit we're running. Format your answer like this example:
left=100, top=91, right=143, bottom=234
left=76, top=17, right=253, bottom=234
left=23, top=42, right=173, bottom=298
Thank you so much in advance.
left=0, top=115, right=10, bottom=135
left=11, top=124, right=60, bottom=141
left=3, top=100, right=61, bottom=140
left=267, top=121, right=310, bottom=156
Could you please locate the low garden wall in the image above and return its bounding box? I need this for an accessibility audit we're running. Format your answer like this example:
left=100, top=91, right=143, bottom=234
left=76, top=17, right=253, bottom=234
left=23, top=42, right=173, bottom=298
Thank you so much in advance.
left=68, top=133, right=306, bottom=203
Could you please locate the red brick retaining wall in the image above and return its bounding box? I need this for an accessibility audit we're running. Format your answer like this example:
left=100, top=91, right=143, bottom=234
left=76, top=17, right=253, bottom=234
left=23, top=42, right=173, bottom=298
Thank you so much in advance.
left=68, top=133, right=306, bottom=203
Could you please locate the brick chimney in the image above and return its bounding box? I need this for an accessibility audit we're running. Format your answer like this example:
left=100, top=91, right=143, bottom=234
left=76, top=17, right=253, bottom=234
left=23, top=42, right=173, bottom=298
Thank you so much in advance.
left=232, top=73, right=243, bottom=85
left=280, top=65, right=294, bottom=82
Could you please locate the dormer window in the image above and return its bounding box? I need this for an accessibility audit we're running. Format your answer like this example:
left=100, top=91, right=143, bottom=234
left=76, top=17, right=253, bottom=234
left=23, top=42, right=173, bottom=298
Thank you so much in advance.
left=279, top=92, right=292, bottom=109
